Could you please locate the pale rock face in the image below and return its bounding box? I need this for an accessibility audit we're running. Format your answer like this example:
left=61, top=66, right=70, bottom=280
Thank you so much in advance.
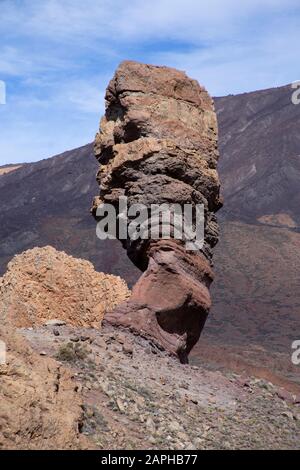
left=92, top=61, right=222, bottom=362
left=0, top=245, right=130, bottom=328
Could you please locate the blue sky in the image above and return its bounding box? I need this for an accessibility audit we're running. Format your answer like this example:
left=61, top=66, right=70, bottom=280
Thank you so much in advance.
left=0, top=0, right=300, bottom=164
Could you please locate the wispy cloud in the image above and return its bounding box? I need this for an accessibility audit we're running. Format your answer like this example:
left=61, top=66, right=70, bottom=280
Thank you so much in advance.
left=0, top=0, right=300, bottom=164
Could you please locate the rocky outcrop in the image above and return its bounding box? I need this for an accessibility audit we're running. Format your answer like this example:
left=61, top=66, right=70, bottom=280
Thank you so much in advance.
left=0, top=246, right=130, bottom=328
left=0, top=322, right=85, bottom=449
left=92, top=61, right=221, bottom=362
left=0, top=246, right=130, bottom=449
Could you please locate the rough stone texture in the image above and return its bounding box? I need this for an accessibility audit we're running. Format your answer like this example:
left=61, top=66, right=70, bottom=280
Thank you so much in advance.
left=0, top=246, right=130, bottom=328
left=0, top=322, right=86, bottom=449
left=92, top=61, right=221, bottom=362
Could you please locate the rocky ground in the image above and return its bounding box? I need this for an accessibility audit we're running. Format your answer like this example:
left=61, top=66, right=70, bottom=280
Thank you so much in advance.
left=1, top=248, right=299, bottom=450
left=18, top=323, right=300, bottom=450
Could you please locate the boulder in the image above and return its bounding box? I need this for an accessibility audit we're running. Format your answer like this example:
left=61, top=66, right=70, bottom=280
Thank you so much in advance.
left=0, top=246, right=130, bottom=328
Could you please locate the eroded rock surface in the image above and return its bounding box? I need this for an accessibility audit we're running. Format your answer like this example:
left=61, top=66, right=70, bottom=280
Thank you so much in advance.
left=0, top=322, right=85, bottom=449
left=0, top=246, right=130, bottom=328
left=92, top=61, right=222, bottom=361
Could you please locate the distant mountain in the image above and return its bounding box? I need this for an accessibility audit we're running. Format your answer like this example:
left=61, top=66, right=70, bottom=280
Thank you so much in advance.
left=1, top=83, right=300, bottom=383
left=203, top=85, right=300, bottom=384
left=216, top=84, right=300, bottom=227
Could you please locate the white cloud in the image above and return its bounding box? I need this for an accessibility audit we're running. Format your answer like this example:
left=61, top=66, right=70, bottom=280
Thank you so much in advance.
left=0, top=45, right=75, bottom=77
left=150, top=13, right=300, bottom=96
left=1, top=0, right=299, bottom=44
left=49, top=77, right=107, bottom=114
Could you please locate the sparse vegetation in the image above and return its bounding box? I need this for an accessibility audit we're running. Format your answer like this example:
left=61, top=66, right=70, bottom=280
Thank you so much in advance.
left=56, top=342, right=88, bottom=362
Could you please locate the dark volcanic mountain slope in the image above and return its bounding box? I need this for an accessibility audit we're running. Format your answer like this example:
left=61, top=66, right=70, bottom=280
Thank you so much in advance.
left=216, top=85, right=300, bottom=226
left=201, top=86, right=300, bottom=382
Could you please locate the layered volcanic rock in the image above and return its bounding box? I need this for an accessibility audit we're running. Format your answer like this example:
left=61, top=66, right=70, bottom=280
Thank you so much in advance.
left=92, top=61, right=221, bottom=362
left=0, top=246, right=130, bottom=328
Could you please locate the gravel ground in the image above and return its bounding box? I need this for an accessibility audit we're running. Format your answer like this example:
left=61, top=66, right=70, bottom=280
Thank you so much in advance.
left=22, top=324, right=300, bottom=450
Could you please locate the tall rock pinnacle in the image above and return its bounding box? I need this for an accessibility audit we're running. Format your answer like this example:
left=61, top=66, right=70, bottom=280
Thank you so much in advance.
left=92, top=61, right=222, bottom=362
